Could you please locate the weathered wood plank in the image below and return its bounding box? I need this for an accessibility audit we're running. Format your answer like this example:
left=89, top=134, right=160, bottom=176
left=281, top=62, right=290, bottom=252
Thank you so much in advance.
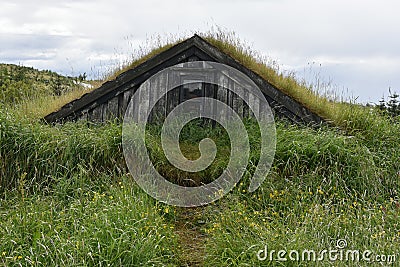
left=166, top=71, right=180, bottom=116
left=90, top=104, right=103, bottom=122
left=217, top=74, right=229, bottom=122
left=77, top=111, right=88, bottom=121
left=117, top=93, right=124, bottom=118
left=122, top=89, right=134, bottom=118
left=105, top=97, right=119, bottom=121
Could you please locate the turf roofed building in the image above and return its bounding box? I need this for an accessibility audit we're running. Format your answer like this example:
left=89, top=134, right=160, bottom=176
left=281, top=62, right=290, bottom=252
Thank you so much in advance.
left=44, top=35, right=324, bottom=126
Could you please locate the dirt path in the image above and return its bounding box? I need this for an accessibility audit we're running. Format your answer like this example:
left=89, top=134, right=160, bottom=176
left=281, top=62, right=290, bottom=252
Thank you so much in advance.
left=174, top=207, right=207, bottom=266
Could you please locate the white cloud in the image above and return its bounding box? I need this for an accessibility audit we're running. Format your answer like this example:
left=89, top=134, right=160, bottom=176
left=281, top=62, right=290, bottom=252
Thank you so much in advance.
left=1, top=0, right=400, bottom=103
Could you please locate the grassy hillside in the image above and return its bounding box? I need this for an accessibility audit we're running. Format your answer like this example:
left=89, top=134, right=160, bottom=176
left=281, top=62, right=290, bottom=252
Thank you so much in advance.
left=0, top=63, right=95, bottom=120
left=0, top=33, right=399, bottom=266
left=0, top=63, right=80, bottom=103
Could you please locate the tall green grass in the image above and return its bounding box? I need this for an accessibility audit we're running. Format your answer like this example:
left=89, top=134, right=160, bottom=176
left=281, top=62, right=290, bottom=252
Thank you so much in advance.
left=0, top=111, right=182, bottom=266
left=202, top=186, right=399, bottom=266
left=1, top=111, right=398, bottom=265
left=1, top=104, right=398, bottom=204
left=0, top=110, right=122, bottom=194
left=0, top=174, right=180, bottom=266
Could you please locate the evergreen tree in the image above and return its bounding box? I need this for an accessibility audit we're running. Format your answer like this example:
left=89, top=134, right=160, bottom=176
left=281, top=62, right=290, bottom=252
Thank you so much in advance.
left=378, top=96, right=386, bottom=112
left=378, top=88, right=400, bottom=117
left=387, top=88, right=400, bottom=117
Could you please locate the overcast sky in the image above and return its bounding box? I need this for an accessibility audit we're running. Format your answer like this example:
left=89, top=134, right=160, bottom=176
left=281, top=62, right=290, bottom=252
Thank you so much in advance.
left=1, top=0, right=399, bottom=103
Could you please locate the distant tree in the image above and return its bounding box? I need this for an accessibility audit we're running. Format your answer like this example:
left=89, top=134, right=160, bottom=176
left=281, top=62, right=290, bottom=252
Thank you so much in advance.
left=387, top=88, right=400, bottom=116
left=378, top=96, right=386, bottom=112
left=52, top=75, right=63, bottom=96
left=13, top=65, right=27, bottom=82
left=78, top=72, right=87, bottom=82
left=378, top=88, right=400, bottom=117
